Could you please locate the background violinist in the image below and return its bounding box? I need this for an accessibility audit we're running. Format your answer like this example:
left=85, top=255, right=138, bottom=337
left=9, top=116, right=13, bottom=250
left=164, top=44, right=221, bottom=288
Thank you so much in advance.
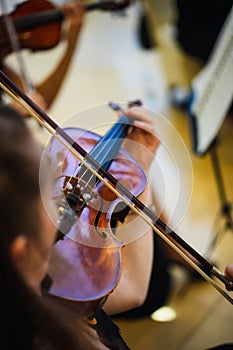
left=0, top=0, right=85, bottom=117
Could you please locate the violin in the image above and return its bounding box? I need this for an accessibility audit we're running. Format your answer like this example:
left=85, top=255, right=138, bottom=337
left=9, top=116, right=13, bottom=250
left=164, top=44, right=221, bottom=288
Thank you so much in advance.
left=0, top=0, right=131, bottom=109
left=0, top=0, right=62, bottom=60
left=0, top=0, right=130, bottom=60
left=44, top=106, right=146, bottom=304
left=1, top=70, right=233, bottom=311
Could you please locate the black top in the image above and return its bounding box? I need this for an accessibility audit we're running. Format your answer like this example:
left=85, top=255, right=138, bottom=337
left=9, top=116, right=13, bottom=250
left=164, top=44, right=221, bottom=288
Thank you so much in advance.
left=176, top=0, right=232, bottom=62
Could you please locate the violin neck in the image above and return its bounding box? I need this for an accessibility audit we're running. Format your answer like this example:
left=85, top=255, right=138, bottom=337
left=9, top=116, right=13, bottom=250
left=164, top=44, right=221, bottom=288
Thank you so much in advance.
left=63, top=115, right=134, bottom=224
left=14, top=9, right=64, bottom=33
left=88, top=115, right=133, bottom=171
left=76, top=115, right=133, bottom=192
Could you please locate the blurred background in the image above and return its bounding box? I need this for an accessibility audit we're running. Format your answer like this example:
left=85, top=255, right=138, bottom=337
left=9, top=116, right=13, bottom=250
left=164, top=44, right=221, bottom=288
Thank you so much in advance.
left=4, top=0, right=233, bottom=348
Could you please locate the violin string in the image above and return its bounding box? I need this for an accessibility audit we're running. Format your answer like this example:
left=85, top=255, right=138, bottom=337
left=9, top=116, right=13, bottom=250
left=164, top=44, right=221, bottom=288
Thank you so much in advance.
left=76, top=122, right=130, bottom=186
left=64, top=128, right=122, bottom=196
left=1, top=80, right=233, bottom=305
left=68, top=121, right=130, bottom=197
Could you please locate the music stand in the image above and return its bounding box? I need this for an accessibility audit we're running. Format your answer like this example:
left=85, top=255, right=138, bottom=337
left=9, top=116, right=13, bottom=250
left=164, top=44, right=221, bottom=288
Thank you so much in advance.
left=188, top=6, right=233, bottom=255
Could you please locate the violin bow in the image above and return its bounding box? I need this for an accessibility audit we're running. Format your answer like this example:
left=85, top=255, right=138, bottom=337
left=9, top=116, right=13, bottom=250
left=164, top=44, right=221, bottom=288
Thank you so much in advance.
left=1, top=69, right=233, bottom=305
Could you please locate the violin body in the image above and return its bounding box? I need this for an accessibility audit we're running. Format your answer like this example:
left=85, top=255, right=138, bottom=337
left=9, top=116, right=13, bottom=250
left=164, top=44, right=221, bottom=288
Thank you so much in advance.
left=0, top=0, right=63, bottom=60
left=0, top=0, right=131, bottom=61
left=44, top=127, right=146, bottom=303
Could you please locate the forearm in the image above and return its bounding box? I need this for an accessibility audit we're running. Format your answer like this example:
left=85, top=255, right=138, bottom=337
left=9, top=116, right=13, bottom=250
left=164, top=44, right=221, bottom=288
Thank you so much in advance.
left=37, top=4, right=85, bottom=108
left=103, top=184, right=154, bottom=315
left=103, top=107, right=159, bottom=315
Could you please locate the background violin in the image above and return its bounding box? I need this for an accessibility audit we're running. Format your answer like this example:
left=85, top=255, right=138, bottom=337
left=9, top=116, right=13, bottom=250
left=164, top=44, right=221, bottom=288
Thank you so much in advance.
left=0, top=0, right=131, bottom=109
left=0, top=0, right=131, bottom=60
left=0, top=0, right=62, bottom=60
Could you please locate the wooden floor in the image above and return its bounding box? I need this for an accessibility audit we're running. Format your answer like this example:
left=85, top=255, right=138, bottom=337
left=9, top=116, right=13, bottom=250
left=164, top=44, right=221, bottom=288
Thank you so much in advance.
left=6, top=3, right=233, bottom=349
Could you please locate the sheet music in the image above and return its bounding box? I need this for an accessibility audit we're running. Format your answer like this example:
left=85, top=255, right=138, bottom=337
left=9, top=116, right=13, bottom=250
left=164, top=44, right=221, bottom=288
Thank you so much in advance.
left=189, top=5, right=233, bottom=155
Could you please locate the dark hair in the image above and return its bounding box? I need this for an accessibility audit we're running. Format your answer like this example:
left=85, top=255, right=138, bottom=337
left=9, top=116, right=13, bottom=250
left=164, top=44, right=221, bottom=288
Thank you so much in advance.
left=0, top=105, right=101, bottom=350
